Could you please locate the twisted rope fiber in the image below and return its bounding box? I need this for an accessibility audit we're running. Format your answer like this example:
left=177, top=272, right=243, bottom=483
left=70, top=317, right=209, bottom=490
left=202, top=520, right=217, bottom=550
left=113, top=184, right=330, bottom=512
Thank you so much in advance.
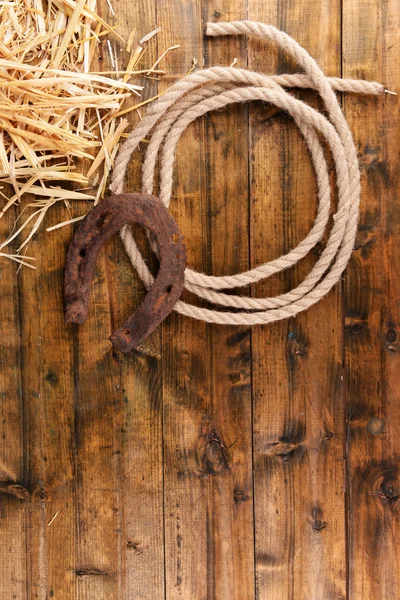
left=111, top=20, right=384, bottom=325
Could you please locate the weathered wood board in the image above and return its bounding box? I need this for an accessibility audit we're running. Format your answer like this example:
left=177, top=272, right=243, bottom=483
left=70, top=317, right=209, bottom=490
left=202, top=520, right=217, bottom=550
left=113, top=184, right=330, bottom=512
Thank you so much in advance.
left=0, top=0, right=398, bottom=598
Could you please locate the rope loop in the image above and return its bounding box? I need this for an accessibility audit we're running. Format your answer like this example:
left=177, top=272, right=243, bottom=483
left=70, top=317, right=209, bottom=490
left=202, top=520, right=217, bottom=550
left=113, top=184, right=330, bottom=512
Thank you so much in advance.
left=111, top=20, right=384, bottom=326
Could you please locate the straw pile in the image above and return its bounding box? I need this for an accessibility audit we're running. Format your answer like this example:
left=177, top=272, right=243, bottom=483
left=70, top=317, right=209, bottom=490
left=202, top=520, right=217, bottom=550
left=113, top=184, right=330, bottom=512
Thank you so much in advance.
left=0, top=0, right=178, bottom=268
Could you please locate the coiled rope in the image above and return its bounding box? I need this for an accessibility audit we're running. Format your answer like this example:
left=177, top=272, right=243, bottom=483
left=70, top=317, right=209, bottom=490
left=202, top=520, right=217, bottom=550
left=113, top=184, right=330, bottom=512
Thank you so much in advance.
left=111, top=20, right=385, bottom=326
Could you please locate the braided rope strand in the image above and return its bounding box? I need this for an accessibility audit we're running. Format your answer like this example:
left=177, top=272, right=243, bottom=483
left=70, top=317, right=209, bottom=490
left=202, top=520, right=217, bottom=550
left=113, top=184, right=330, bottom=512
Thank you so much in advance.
left=111, top=20, right=384, bottom=326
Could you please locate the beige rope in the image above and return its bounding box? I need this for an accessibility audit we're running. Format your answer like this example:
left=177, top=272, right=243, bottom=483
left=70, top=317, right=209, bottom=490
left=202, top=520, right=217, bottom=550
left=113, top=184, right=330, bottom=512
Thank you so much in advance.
left=111, top=20, right=384, bottom=325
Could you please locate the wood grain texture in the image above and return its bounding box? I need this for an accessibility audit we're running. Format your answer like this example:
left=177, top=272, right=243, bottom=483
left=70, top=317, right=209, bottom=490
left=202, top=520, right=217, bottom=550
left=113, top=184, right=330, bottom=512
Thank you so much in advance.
left=110, top=1, right=165, bottom=598
left=0, top=206, right=25, bottom=600
left=20, top=201, right=76, bottom=600
left=158, top=3, right=210, bottom=599
left=343, top=0, right=400, bottom=598
left=0, top=0, right=398, bottom=599
left=248, top=2, right=346, bottom=599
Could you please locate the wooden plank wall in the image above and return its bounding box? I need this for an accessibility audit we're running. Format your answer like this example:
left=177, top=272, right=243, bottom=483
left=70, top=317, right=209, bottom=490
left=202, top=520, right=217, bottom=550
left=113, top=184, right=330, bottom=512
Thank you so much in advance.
left=0, top=0, right=398, bottom=598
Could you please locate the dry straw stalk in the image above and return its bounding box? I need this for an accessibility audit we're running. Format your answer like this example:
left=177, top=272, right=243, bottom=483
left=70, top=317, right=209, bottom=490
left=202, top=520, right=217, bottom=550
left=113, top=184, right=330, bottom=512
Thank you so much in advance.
left=0, top=0, right=178, bottom=267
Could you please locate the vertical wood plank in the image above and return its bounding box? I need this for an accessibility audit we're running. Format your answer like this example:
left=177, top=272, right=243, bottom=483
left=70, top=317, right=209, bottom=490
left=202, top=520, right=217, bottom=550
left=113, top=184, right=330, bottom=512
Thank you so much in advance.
left=161, top=0, right=254, bottom=598
left=18, top=201, right=76, bottom=600
left=112, top=1, right=166, bottom=596
left=343, top=0, right=400, bottom=597
left=0, top=209, right=25, bottom=600
left=73, top=274, right=123, bottom=600
left=67, top=4, right=126, bottom=598
left=159, top=1, right=209, bottom=597
left=247, top=2, right=346, bottom=599
left=202, top=2, right=254, bottom=597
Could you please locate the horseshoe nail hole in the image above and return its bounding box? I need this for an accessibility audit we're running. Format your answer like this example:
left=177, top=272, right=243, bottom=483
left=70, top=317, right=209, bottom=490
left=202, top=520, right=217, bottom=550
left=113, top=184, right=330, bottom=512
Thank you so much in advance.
left=79, top=248, right=86, bottom=258
left=124, top=328, right=131, bottom=336
left=166, top=285, right=173, bottom=293
left=96, top=212, right=111, bottom=229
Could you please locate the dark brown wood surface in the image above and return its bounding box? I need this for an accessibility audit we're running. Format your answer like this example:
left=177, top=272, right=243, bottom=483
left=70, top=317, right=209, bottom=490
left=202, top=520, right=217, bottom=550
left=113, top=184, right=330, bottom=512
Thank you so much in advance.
left=0, top=0, right=399, bottom=598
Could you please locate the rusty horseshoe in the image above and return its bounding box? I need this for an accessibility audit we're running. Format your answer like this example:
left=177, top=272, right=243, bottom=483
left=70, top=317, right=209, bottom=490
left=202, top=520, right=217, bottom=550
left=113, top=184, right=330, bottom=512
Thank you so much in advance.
left=64, top=193, right=186, bottom=353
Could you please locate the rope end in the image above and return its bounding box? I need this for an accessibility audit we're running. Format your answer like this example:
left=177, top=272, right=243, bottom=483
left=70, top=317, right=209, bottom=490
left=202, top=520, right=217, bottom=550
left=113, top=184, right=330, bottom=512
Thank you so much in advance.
left=205, top=22, right=217, bottom=37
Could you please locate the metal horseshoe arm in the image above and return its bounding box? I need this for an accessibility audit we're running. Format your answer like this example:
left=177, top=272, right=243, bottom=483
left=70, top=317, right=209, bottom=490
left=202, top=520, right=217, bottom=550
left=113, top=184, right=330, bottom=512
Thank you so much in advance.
left=64, top=193, right=186, bottom=353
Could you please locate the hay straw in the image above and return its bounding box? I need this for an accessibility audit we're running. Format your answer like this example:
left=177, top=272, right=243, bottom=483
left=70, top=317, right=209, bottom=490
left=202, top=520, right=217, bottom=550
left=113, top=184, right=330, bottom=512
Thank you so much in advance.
left=139, top=28, right=161, bottom=44
left=46, top=213, right=86, bottom=231
left=0, top=0, right=180, bottom=265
